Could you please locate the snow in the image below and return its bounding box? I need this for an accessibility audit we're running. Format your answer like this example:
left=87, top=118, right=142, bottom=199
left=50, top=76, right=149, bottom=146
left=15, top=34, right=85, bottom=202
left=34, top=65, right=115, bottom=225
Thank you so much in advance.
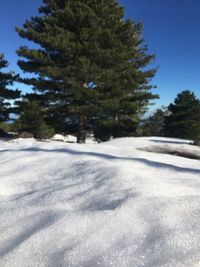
left=51, top=134, right=95, bottom=143
left=51, top=134, right=77, bottom=143
left=0, top=137, right=200, bottom=267
left=51, top=133, right=66, bottom=142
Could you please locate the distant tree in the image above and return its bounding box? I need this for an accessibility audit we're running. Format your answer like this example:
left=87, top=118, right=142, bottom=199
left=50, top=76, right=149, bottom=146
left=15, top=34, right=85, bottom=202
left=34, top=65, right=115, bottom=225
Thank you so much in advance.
left=164, top=90, right=200, bottom=140
left=93, top=120, right=111, bottom=142
left=16, top=0, right=157, bottom=143
left=0, top=54, right=20, bottom=123
left=141, top=107, right=168, bottom=136
left=0, top=122, right=11, bottom=133
left=94, top=116, right=138, bottom=142
left=15, top=101, right=54, bottom=139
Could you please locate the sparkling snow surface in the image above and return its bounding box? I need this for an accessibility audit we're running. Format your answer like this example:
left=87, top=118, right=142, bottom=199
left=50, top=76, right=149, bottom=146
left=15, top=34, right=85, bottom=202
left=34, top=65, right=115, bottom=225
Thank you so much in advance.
left=0, top=137, right=200, bottom=267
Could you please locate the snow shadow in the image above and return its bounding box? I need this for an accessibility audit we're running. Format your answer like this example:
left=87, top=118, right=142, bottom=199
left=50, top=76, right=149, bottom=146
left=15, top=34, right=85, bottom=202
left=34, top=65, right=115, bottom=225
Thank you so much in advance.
left=0, top=211, right=63, bottom=257
left=83, top=190, right=137, bottom=212
left=149, top=138, right=191, bottom=145
left=4, top=146, right=200, bottom=174
left=139, top=146, right=200, bottom=160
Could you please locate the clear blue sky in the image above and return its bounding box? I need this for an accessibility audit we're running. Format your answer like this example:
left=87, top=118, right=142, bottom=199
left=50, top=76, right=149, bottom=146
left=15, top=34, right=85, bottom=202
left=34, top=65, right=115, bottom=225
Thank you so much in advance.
left=1, top=0, right=200, bottom=109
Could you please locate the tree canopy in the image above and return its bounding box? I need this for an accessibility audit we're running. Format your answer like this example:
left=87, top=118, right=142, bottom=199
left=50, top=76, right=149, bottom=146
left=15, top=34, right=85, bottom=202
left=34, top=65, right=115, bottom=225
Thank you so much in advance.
left=141, top=107, right=168, bottom=137
left=0, top=54, right=20, bottom=123
left=16, top=0, right=157, bottom=142
left=164, top=90, right=200, bottom=140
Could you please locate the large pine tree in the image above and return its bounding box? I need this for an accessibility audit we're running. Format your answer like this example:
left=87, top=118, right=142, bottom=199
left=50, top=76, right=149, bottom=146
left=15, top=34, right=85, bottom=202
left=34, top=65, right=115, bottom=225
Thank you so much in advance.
left=164, top=90, right=200, bottom=140
left=0, top=54, right=20, bottom=123
left=16, top=0, right=157, bottom=142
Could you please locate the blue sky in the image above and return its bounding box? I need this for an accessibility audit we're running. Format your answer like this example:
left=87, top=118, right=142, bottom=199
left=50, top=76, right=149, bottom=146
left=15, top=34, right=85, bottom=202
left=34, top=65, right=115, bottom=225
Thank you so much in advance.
left=1, top=0, right=200, bottom=109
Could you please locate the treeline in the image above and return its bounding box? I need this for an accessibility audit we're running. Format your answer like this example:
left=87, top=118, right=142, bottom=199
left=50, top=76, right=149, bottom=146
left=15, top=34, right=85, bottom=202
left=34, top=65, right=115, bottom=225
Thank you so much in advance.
left=0, top=0, right=200, bottom=143
left=141, top=90, right=200, bottom=142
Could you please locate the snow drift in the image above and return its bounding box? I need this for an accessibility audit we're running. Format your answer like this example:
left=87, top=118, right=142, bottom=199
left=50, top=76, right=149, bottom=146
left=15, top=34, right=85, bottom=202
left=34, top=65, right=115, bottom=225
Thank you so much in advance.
left=0, top=137, right=200, bottom=267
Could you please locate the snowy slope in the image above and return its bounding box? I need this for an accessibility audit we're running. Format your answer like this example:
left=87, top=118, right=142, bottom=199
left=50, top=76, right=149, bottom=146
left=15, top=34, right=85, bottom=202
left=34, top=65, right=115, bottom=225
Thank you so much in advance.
left=0, top=137, right=200, bottom=267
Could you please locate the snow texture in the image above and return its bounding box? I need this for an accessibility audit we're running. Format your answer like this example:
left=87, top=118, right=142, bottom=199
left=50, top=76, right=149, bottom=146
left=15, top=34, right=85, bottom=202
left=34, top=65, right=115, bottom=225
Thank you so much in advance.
left=51, top=134, right=77, bottom=143
left=0, top=137, right=200, bottom=267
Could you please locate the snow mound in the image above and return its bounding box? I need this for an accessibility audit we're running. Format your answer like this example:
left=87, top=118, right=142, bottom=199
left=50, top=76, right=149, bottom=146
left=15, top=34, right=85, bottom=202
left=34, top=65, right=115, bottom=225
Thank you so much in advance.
left=51, top=134, right=67, bottom=142
left=65, top=134, right=77, bottom=143
left=51, top=134, right=77, bottom=143
left=0, top=137, right=200, bottom=266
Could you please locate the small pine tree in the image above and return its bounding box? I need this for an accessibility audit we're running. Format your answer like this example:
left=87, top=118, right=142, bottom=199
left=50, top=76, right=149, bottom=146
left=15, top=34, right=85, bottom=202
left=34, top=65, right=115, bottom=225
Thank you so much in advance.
left=164, top=90, right=200, bottom=140
left=0, top=54, right=20, bottom=123
left=15, top=101, right=54, bottom=139
left=141, top=107, right=168, bottom=136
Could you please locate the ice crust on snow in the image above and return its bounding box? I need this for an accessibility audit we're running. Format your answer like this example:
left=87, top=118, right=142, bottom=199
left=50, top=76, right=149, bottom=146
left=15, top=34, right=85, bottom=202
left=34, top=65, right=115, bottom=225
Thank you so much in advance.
left=0, top=137, right=200, bottom=266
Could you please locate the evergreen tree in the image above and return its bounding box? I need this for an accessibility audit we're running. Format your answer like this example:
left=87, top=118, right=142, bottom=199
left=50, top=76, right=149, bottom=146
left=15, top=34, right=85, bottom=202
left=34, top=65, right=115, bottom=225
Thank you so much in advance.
left=15, top=100, right=54, bottom=139
left=16, top=0, right=157, bottom=143
left=0, top=54, right=20, bottom=123
left=164, top=90, right=200, bottom=140
left=141, top=107, right=168, bottom=136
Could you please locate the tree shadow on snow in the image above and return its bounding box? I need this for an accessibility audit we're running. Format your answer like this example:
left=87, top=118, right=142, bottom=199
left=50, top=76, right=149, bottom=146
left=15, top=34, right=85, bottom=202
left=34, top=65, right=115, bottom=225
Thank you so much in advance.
left=149, top=139, right=191, bottom=145
left=2, top=146, right=200, bottom=174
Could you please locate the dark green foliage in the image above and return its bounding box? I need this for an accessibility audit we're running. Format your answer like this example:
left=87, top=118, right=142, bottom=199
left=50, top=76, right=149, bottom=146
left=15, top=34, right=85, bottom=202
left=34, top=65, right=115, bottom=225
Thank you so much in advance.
left=193, top=140, right=200, bottom=146
left=0, top=122, right=12, bottom=133
left=16, top=0, right=157, bottom=142
left=141, top=107, right=168, bottom=136
left=15, top=101, right=54, bottom=139
left=93, top=120, right=112, bottom=142
left=164, top=90, right=200, bottom=140
left=0, top=54, right=20, bottom=123
left=94, top=117, right=138, bottom=141
left=0, top=127, right=10, bottom=139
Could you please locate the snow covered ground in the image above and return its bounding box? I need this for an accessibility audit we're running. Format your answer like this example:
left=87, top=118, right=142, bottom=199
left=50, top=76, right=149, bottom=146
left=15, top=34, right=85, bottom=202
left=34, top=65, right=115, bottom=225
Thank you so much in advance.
left=0, top=137, right=200, bottom=267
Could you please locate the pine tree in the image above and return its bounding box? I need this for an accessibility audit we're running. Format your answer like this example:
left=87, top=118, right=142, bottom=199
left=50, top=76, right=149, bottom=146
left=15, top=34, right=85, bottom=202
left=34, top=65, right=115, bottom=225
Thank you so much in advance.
left=164, top=90, right=200, bottom=140
left=0, top=54, right=20, bottom=123
left=141, top=107, right=168, bottom=137
left=15, top=100, right=54, bottom=139
left=16, top=0, right=157, bottom=143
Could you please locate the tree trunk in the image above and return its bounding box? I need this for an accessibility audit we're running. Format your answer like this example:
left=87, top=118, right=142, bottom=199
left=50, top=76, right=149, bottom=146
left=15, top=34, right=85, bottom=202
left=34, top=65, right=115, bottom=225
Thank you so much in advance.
left=77, top=117, right=86, bottom=143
